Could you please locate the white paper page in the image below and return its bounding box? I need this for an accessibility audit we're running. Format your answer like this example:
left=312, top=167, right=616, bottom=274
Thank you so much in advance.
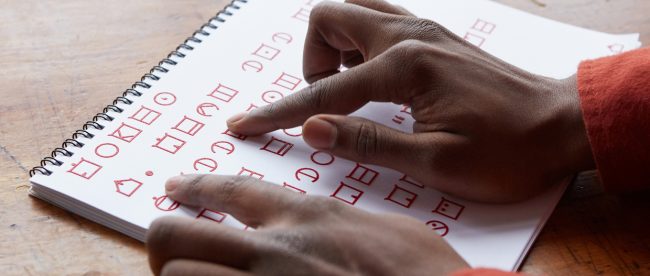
left=30, top=0, right=641, bottom=271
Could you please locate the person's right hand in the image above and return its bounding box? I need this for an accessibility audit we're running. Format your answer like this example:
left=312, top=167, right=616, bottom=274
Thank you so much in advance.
left=227, top=0, right=595, bottom=203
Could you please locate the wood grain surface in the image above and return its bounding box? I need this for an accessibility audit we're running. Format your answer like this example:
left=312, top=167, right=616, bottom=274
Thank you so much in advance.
left=1, top=0, right=648, bottom=275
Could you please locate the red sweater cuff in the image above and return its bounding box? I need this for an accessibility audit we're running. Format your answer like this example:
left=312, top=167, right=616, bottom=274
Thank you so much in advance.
left=577, top=47, right=650, bottom=193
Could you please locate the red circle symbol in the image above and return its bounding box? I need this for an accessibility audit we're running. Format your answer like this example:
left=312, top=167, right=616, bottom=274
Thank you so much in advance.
left=310, top=150, right=335, bottom=165
left=425, top=220, right=449, bottom=237
left=153, top=195, right=180, bottom=211
left=154, top=92, right=177, bottom=106
left=145, top=171, right=154, bottom=176
left=94, top=143, right=120, bottom=158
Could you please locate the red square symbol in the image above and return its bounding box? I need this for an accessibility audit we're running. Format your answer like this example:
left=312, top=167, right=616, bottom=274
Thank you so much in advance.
left=470, top=19, right=496, bottom=34
left=129, top=105, right=161, bottom=125
left=272, top=72, right=302, bottom=91
left=260, top=136, right=293, bottom=156
left=384, top=185, right=418, bottom=208
left=208, top=83, right=239, bottom=103
left=172, top=116, right=205, bottom=136
left=252, top=44, right=280, bottom=61
left=197, top=209, right=227, bottom=223
left=432, top=197, right=465, bottom=220
left=346, top=163, right=379, bottom=186
left=330, top=182, right=364, bottom=205
left=152, top=133, right=186, bottom=154
left=463, top=32, right=485, bottom=48
left=67, top=158, right=102, bottom=180
left=223, top=129, right=247, bottom=140
left=109, top=122, right=142, bottom=143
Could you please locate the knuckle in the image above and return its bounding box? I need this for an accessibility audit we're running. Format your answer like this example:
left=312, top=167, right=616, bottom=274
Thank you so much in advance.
left=146, top=217, right=177, bottom=248
left=306, top=196, right=345, bottom=215
left=390, top=39, right=431, bottom=60
left=301, top=80, right=329, bottom=111
left=310, top=1, right=340, bottom=25
left=406, top=18, right=444, bottom=39
left=355, top=120, right=379, bottom=159
left=219, top=176, right=251, bottom=205
left=185, top=175, right=206, bottom=200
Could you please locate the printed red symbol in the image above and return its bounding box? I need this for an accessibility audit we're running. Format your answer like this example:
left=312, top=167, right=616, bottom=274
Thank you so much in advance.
left=282, top=182, right=306, bottom=194
left=114, top=178, right=143, bottom=197
left=282, top=126, right=302, bottom=137
left=152, top=133, right=186, bottom=154
left=153, top=195, right=180, bottom=211
left=384, top=185, right=418, bottom=208
left=608, top=44, right=624, bottom=54
left=211, top=141, right=235, bottom=155
left=252, top=44, right=280, bottom=61
left=470, top=19, right=496, bottom=34
left=196, top=209, right=227, bottom=223
left=172, top=116, right=205, bottom=136
left=392, top=115, right=405, bottom=124
left=193, top=157, right=218, bottom=172
left=196, top=102, right=220, bottom=117
left=260, top=136, right=294, bottom=156
left=246, top=103, right=259, bottom=112
left=400, top=105, right=412, bottom=115
left=272, top=32, right=293, bottom=44
left=208, top=83, right=239, bottom=103
left=346, top=163, right=379, bottom=186
left=129, top=105, right=161, bottom=125
left=272, top=72, right=302, bottom=91
left=223, top=129, right=247, bottom=140
left=241, top=60, right=264, bottom=73
left=145, top=170, right=154, bottom=176
left=463, top=32, right=486, bottom=48
left=261, top=90, right=284, bottom=104
left=238, top=167, right=264, bottom=179
left=292, top=7, right=311, bottom=22
left=67, top=158, right=102, bottom=180
left=425, top=220, right=449, bottom=237
left=399, top=174, right=424, bottom=188
left=109, top=122, right=142, bottom=143
left=432, top=197, right=465, bottom=220
left=310, top=151, right=335, bottom=165
left=94, top=143, right=120, bottom=158
left=330, top=182, right=364, bottom=205
left=295, top=167, right=319, bottom=183
left=153, top=92, right=177, bottom=106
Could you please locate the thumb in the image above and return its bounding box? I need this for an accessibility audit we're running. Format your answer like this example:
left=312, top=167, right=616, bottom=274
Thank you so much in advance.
left=303, top=114, right=426, bottom=171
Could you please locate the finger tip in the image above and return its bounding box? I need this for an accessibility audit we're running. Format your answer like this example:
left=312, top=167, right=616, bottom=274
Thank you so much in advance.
left=165, top=175, right=185, bottom=194
left=303, top=116, right=337, bottom=150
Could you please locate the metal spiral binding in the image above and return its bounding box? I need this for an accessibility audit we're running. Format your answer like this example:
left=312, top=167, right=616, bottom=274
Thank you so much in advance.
left=29, top=0, right=249, bottom=177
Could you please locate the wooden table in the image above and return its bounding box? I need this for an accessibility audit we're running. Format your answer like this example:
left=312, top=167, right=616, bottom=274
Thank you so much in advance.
left=1, top=0, right=648, bottom=274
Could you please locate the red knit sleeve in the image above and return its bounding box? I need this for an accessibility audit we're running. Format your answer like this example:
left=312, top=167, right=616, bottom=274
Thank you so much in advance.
left=578, top=47, right=650, bottom=192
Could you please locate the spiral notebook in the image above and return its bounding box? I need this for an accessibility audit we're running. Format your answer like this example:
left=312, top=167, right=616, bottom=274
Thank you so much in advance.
left=29, top=0, right=641, bottom=271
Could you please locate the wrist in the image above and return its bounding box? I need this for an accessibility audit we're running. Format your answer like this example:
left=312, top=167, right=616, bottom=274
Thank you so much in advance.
left=555, top=74, right=596, bottom=174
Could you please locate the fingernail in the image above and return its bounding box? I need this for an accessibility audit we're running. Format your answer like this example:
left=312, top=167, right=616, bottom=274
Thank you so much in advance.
left=227, top=112, right=247, bottom=125
left=304, top=117, right=337, bottom=150
left=165, top=175, right=185, bottom=192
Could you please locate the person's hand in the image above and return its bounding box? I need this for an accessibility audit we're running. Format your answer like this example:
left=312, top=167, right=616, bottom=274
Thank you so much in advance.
left=147, top=174, right=469, bottom=275
left=226, top=0, right=595, bottom=202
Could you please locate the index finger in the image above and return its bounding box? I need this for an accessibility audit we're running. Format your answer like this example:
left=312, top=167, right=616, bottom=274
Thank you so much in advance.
left=165, top=174, right=305, bottom=228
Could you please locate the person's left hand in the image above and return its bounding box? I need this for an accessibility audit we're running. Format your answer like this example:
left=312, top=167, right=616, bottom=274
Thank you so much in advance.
left=147, top=174, right=468, bottom=275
